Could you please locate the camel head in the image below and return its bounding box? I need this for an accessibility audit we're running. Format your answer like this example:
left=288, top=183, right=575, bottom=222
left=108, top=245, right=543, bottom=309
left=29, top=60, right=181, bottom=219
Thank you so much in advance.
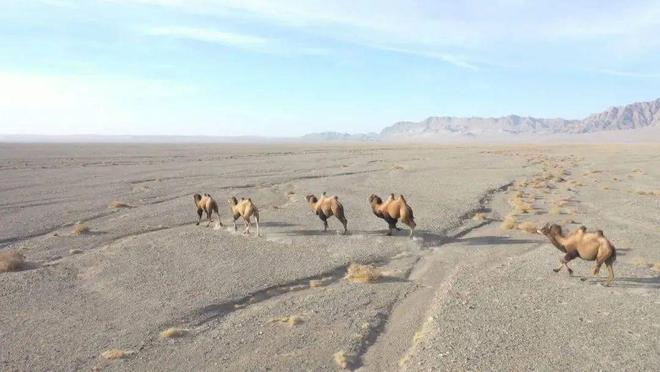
left=538, top=223, right=562, bottom=237
left=369, top=194, right=382, bottom=206
left=193, top=193, right=202, bottom=203
left=305, top=194, right=318, bottom=204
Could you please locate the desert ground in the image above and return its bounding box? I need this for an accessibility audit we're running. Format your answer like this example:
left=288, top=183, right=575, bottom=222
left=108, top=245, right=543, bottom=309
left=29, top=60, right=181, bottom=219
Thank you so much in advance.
left=0, top=143, right=658, bottom=371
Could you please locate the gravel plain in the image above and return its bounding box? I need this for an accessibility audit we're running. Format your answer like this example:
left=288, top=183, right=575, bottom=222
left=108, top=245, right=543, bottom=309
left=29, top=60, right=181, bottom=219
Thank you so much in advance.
left=0, top=143, right=658, bottom=371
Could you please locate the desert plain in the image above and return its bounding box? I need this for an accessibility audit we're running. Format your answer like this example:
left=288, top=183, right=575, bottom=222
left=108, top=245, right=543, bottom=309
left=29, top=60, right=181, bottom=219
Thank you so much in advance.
left=0, top=143, right=658, bottom=371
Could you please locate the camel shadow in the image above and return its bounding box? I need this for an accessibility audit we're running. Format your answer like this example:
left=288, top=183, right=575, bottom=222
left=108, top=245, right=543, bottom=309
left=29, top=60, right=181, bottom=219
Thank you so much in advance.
left=455, top=236, right=540, bottom=246
left=259, top=221, right=296, bottom=228
left=583, top=276, right=659, bottom=289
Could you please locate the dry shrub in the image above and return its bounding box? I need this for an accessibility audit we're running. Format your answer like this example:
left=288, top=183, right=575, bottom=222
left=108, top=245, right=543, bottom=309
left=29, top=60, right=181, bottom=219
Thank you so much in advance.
left=309, top=277, right=333, bottom=288
left=500, top=215, right=517, bottom=230
left=556, top=200, right=569, bottom=207
left=0, top=251, right=25, bottom=273
left=334, top=351, right=356, bottom=369
left=636, top=190, right=654, bottom=196
left=287, top=191, right=295, bottom=195
left=472, top=212, right=487, bottom=221
left=160, top=327, right=189, bottom=338
left=72, top=223, right=89, bottom=235
left=549, top=206, right=562, bottom=215
left=345, top=263, right=382, bottom=283
left=513, top=202, right=533, bottom=214
left=100, top=349, right=134, bottom=360
left=108, top=201, right=132, bottom=209
left=391, top=164, right=405, bottom=170
left=270, top=315, right=303, bottom=327
left=517, top=221, right=538, bottom=234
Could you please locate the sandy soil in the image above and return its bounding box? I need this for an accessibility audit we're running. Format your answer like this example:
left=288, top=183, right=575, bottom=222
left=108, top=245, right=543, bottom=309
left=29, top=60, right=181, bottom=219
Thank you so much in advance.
left=0, top=143, right=658, bottom=371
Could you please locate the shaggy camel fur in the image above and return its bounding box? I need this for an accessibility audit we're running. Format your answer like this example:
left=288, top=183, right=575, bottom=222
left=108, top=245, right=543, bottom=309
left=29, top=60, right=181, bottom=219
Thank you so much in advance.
left=369, top=194, right=416, bottom=237
left=305, top=192, right=348, bottom=234
left=193, top=193, right=222, bottom=227
left=228, top=197, right=260, bottom=236
left=538, top=223, right=616, bottom=285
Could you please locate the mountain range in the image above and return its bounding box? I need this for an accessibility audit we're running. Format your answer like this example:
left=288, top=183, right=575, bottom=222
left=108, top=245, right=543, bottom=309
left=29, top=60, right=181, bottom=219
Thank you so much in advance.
left=303, top=97, right=660, bottom=142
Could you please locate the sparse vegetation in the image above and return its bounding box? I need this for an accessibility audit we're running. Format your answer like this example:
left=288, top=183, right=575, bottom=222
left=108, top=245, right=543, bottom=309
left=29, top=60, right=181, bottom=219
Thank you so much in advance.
left=0, top=251, right=25, bottom=273
left=100, top=349, right=133, bottom=360
left=72, top=223, right=89, bottom=235
left=500, top=215, right=517, bottom=230
left=108, top=200, right=132, bottom=209
left=517, top=221, right=538, bottom=234
left=269, top=315, right=303, bottom=327
left=345, top=263, right=382, bottom=283
left=472, top=212, right=487, bottom=221
left=334, top=351, right=356, bottom=369
left=160, top=327, right=189, bottom=338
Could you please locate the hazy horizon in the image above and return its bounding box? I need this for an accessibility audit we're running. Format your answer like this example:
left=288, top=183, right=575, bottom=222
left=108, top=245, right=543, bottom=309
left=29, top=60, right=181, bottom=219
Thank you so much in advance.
left=2, top=1, right=660, bottom=137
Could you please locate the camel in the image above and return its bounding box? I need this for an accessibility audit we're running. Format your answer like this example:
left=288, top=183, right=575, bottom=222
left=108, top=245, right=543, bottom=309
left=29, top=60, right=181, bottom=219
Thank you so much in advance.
left=538, top=223, right=616, bottom=285
left=305, top=192, right=348, bottom=234
left=228, top=197, right=260, bottom=236
left=193, top=193, right=222, bottom=227
left=369, top=194, right=416, bottom=237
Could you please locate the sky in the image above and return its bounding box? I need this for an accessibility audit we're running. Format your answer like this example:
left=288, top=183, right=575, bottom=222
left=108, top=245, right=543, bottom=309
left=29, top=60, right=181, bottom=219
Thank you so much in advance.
left=1, top=0, right=660, bottom=137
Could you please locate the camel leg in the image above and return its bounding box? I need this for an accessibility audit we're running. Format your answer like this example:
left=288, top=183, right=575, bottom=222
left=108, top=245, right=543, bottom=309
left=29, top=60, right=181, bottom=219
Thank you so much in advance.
left=605, top=263, right=614, bottom=286
left=592, top=261, right=603, bottom=277
left=560, top=251, right=577, bottom=276
left=206, top=210, right=213, bottom=227
left=243, top=217, right=251, bottom=235
left=196, top=209, right=203, bottom=225
left=255, top=214, right=260, bottom=237
left=233, top=217, right=238, bottom=232
left=340, top=217, right=348, bottom=235
left=553, top=260, right=564, bottom=273
left=320, top=215, right=328, bottom=232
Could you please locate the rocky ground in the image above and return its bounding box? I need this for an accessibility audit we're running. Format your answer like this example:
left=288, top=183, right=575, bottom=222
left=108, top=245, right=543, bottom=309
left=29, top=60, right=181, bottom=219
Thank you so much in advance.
left=0, top=143, right=658, bottom=371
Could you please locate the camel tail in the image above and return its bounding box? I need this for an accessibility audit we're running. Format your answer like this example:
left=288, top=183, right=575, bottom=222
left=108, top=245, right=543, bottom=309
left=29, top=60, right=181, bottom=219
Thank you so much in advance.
left=607, top=244, right=617, bottom=264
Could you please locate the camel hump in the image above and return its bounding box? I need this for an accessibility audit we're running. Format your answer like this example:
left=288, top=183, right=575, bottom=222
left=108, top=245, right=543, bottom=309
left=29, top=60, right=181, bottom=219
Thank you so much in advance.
left=399, top=194, right=407, bottom=203
left=333, top=195, right=339, bottom=200
left=247, top=198, right=252, bottom=202
left=596, top=230, right=604, bottom=236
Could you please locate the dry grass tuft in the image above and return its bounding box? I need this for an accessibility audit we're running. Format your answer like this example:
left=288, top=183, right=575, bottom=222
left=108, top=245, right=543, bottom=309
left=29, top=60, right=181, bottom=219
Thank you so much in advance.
left=309, top=277, right=333, bottom=288
left=517, top=221, right=538, bottom=234
left=100, top=349, right=134, bottom=360
left=391, top=164, right=405, bottom=170
left=287, top=191, right=295, bottom=195
left=270, top=315, right=303, bottom=327
left=72, top=223, right=89, bottom=235
left=0, top=251, right=25, bottom=273
left=108, top=200, right=132, bottom=209
left=334, top=351, right=356, bottom=369
left=500, top=215, right=517, bottom=230
left=549, top=206, right=562, bottom=215
left=651, top=262, right=660, bottom=272
left=160, top=327, right=189, bottom=338
left=472, top=212, right=487, bottom=221
left=345, top=263, right=382, bottom=283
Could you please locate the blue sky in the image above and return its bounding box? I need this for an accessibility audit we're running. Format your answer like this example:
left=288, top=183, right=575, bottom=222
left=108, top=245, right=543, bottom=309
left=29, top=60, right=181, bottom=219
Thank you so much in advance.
left=1, top=0, right=660, bottom=136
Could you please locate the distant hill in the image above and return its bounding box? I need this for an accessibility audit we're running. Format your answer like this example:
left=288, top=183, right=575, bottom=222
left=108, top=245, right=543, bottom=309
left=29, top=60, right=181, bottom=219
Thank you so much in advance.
left=306, top=97, right=660, bottom=142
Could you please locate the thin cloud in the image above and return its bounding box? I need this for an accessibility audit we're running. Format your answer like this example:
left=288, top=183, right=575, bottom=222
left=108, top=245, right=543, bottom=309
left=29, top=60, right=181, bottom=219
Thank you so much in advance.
left=376, top=46, right=479, bottom=71
left=596, top=69, right=660, bottom=79
left=145, top=26, right=271, bottom=50
left=144, top=26, right=331, bottom=56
